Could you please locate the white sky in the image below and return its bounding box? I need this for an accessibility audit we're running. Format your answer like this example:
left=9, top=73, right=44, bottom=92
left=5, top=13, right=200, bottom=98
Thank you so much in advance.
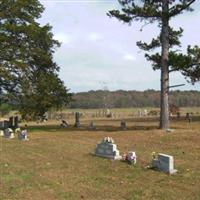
left=39, top=0, right=200, bottom=92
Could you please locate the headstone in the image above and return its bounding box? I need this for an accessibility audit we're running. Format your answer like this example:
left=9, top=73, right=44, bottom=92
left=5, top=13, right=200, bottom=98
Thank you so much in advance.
left=14, top=116, right=19, bottom=128
left=0, top=130, right=4, bottom=137
left=176, top=112, right=181, bottom=119
left=152, top=153, right=177, bottom=174
left=185, top=113, right=192, bottom=123
left=0, top=121, right=4, bottom=129
left=9, top=116, right=14, bottom=128
left=138, top=110, right=142, bottom=117
left=89, top=121, right=95, bottom=130
left=4, top=128, right=15, bottom=139
left=106, top=109, right=112, bottom=118
left=60, top=120, right=68, bottom=128
left=0, top=120, right=10, bottom=130
left=120, top=121, right=127, bottom=130
left=143, top=109, right=148, bottom=116
left=74, top=112, right=80, bottom=128
left=4, top=120, right=10, bottom=129
left=95, top=137, right=122, bottom=160
left=126, top=151, right=137, bottom=164
left=18, top=130, right=29, bottom=141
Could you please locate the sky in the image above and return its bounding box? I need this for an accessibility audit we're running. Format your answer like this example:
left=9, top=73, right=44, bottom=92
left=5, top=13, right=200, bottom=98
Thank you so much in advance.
left=39, top=0, right=200, bottom=92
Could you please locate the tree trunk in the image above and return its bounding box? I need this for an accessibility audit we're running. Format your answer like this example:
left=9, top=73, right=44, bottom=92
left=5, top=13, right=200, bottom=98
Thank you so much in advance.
left=160, top=0, right=169, bottom=129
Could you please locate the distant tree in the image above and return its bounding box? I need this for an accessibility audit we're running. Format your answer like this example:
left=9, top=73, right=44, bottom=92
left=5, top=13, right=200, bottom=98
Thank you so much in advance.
left=108, top=0, right=199, bottom=129
left=0, top=0, right=71, bottom=118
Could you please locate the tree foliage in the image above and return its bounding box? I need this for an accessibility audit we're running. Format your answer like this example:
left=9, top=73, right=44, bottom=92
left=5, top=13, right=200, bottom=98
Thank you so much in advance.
left=0, top=0, right=71, bottom=119
left=69, top=90, right=200, bottom=109
left=108, top=0, right=199, bottom=129
left=108, top=0, right=200, bottom=81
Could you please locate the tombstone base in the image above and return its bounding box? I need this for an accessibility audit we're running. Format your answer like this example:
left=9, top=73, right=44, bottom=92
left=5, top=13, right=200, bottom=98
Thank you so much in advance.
left=5, top=133, right=15, bottom=139
left=20, top=138, right=29, bottom=141
left=168, top=169, right=178, bottom=175
left=95, top=153, right=122, bottom=160
left=74, top=123, right=80, bottom=128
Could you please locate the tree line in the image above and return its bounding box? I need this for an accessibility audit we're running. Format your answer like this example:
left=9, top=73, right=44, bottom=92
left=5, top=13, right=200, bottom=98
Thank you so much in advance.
left=69, top=90, right=200, bottom=109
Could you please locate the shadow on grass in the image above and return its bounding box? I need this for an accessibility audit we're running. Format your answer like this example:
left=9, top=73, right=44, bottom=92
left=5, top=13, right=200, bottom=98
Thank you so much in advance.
left=25, top=124, right=159, bottom=133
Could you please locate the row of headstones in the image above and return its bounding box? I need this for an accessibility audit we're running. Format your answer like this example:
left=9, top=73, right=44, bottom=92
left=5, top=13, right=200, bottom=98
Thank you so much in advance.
left=0, top=128, right=28, bottom=141
left=61, top=112, right=127, bottom=129
left=0, top=116, right=19, bottom=130
left=95, top=137, right=177, bottom=175
left=61, top=120, right=127, bottom=130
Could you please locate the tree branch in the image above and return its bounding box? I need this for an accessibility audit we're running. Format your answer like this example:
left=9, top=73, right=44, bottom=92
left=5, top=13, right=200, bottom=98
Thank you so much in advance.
left=169, top=0, right=196, bottom=17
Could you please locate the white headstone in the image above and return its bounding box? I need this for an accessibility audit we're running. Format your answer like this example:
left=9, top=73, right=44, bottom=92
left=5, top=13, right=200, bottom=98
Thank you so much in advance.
left=0, top=130, right=4, bottom=137
left=95, top=137, right=122, bottom=160
left=152, top=153, right=177, bottom=174
left=4, top=128, right=15, bottom=139
left=18, top=130, right=29, bottom=141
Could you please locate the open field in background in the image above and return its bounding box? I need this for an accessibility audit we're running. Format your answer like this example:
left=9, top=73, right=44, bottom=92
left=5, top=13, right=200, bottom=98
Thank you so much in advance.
left=29, top=107, right=200, bottom=124
left=1, top=108, right=200, bottom=200
left=64, top=107, right=200, bottom=116
left=7, top=107, right=200, bottom=124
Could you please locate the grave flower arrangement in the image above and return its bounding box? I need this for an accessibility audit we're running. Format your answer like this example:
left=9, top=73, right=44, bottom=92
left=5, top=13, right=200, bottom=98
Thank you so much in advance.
left=123, top=151, right=137, bottom=165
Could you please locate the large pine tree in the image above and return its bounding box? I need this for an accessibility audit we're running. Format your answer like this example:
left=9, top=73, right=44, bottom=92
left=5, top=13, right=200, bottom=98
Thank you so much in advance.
left=108, top=0, right=200, bottom=129
left=0, top=0, right=71, bottom=119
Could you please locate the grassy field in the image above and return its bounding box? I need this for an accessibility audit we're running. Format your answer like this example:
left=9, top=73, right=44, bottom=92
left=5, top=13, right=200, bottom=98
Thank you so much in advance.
left=1, top=112, right=200, bottom=199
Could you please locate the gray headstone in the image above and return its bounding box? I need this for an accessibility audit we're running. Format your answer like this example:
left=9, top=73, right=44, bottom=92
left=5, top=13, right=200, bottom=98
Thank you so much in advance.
left=74, top=112, right=80, bottom=128
left=14, top=116, right=19, bottom=128
left=89, top=121, right=96, bottom=130
left=9, top=116, right=14, bottom=128
left=152, top=153, right=177, bottom=174
left=18, top=130, right=28, bottom=141
left=4, top=128, right=15, bottom=139
left=120, top=121, right=127, bottom=130
left=0, top=121, right=4, bottom=129
left=95, top=137, right=122, bottom=160
left=0, top=120, right=10, bottom=130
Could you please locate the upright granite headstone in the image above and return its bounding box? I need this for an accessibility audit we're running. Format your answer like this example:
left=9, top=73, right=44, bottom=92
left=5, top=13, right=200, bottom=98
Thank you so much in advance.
left=4, top=120, right=10, bottom=129
left=14, top=116, right=19, bottom=128
left=95, top=137, right=122, bottom=160
left=74, top=112, right=80, bottom=128
left=0, top=120, right=10, bottom=130
left=0, top=121, right=4, bottom=129
left=152, top=153, right=177, bottom=174
left=89, top=121, right=96, bottom=130
left=120, top=121, right=127, bottom=130
left=4, top=128, right=15, bottom=139
left=9, top=116, right=14, bottom=128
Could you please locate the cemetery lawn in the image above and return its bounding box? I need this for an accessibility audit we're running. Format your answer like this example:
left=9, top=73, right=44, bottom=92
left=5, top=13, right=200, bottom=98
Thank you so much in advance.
left=1, top=117, right=200, bottom=200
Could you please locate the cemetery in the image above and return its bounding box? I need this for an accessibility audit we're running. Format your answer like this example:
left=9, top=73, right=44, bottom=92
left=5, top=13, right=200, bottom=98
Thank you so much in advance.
left=1, top=109, right=200, bottom=200
left=1, top=0, right=200, bottom=199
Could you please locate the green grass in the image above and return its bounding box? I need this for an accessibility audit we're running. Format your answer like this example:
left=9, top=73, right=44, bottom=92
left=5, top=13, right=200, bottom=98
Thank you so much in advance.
left=1, top=116, right=200, bottom=200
